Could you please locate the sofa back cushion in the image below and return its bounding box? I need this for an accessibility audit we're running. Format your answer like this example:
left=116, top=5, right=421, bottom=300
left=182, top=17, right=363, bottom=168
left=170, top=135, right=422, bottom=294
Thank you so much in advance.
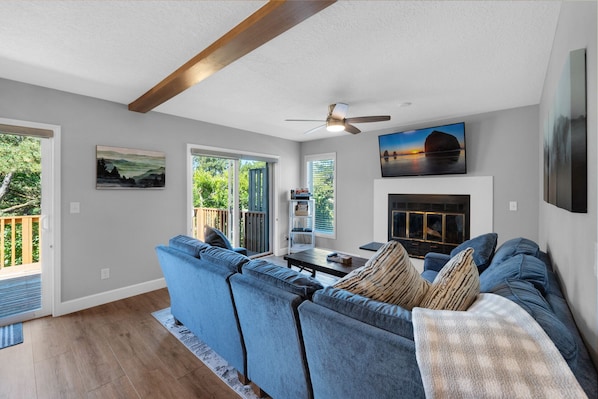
left=450, top=233, right=498, bottom=274
left=242, top=259, right=323, bottom=298
left=419, top=248, right=480, bottom=311
left=313, top=286, right=414, bottom=339
left=490, top=237, right=540, bottom=268
left=333, top=240, right=430, bottom=310
left=168, top=235, right=210, bottom=258
left=480, top=254, right=549, bottom=294
left=491, top=279, right=578, bottom=369
left=200, top=245, right=249, bottom=273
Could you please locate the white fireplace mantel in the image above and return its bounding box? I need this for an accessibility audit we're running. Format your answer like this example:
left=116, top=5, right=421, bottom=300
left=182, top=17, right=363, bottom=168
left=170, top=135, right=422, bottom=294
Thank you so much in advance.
left=373, top=176, right=494, bottom=245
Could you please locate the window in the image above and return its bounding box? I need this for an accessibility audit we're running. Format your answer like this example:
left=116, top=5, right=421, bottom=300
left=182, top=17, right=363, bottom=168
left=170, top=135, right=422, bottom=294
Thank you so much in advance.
left=306, top=153, right=336, bottom=238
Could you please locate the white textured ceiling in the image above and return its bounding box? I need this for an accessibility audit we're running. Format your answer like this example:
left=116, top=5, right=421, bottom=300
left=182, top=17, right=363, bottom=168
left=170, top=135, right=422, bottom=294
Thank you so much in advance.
left=0, top=1, right=561, bottom=142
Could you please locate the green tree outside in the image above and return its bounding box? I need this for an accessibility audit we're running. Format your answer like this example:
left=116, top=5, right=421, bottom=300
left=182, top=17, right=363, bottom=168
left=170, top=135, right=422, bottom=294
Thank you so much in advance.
left=0, top=134, right=42, bottom=265
left=192, top=156, right=266, bottom=211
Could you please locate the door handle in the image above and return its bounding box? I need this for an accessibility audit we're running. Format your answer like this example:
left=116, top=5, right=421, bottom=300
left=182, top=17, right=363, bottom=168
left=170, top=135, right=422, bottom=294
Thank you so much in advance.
left=41, top=215, right=49, bottom=231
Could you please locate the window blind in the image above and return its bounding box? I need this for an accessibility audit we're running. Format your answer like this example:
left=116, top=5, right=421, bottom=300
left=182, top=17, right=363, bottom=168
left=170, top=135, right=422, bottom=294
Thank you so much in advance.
left=307, top=155, right=335, bottom=236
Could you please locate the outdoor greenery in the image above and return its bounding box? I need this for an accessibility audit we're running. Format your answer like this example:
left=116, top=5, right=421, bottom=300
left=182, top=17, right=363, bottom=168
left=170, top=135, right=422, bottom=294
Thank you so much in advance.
left=0, top=135, right=41, bottom=215
left=310, top=159, right=335, bottom=234
left=192, top=156, right=265, bottom=211
left=0, top=134, right=42, bottom=265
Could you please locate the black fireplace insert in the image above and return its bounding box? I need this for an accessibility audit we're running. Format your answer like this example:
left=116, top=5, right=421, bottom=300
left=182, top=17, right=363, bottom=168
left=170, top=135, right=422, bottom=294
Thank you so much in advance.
left=388, top=194, right=470, bottom=258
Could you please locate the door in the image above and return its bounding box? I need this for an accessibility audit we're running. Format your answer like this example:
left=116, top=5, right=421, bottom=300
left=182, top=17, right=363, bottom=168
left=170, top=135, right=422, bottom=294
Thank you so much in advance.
left=0, top=120, right=58, bottom=325
left=189, top=147, right=276, bottom=257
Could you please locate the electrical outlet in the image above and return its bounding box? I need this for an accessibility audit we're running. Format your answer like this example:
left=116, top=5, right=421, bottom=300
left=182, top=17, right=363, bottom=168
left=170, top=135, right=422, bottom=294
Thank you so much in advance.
left=101, top=268, right=110, bottom=280
left=509, top=201, right=518, bottom=211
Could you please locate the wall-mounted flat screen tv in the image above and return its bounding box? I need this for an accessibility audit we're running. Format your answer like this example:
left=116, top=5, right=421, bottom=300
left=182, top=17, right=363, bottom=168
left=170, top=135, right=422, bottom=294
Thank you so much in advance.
left=378, top=122, right=466, bottom=177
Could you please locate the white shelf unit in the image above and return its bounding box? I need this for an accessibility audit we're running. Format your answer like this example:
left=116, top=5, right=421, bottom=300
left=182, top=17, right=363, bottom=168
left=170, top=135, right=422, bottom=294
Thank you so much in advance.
left=288, top=199, right=315, bottom=254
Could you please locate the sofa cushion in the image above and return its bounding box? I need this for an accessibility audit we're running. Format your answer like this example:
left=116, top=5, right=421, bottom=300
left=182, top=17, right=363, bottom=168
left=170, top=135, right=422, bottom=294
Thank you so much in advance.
left=200, top=245, right=249, bottom=273
left=242, top=259, right=323, bottom=298
left=419, top=248, right=480, bottom=311
left=491, top=278, right=578, bottom=368
left=168, top=234, right=210, bottom=258
left=333, top=240, right=430, bottom=310
left=204, top=225, right=233, bottom=250
left=490, top=237, right=540, bottom=268
left=480, top=254, right=549, bottom=294
left=450, top=233, right=498, bottom=273
left=420, top=269, right=439, bottom=283
left=313, top=286, right=414, bottom=339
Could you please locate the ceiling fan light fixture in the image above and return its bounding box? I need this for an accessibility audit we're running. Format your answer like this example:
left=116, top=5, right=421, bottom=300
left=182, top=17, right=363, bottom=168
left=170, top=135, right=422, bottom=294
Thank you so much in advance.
left=326, top=119, right=345, bottom=132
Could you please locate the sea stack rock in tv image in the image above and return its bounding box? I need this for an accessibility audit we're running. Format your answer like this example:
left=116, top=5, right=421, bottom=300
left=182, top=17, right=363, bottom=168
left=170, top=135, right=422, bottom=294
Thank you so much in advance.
left=96, top=145, right=166, bottom=189
left=378, top=122, right=466, bottom=177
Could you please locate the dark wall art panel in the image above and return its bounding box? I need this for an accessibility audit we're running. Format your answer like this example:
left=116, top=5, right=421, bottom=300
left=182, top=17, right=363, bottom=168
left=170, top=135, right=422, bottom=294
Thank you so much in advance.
left=543, top=48, right=587, bottom=213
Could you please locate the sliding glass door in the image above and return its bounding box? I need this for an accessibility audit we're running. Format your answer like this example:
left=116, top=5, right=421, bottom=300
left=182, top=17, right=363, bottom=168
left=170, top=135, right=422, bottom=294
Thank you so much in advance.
left=190, top=150, right=274, bottom=257
left=0, top=120, right=58, bottom=325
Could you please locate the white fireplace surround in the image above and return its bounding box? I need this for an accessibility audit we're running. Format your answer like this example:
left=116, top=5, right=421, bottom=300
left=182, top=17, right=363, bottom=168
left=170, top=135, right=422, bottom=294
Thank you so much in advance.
left=373, top=176, right=494, bottom=263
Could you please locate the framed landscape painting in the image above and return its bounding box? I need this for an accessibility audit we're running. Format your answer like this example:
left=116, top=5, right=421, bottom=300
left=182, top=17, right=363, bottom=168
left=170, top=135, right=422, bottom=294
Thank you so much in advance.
left=96, top=145, right=165, bottom=189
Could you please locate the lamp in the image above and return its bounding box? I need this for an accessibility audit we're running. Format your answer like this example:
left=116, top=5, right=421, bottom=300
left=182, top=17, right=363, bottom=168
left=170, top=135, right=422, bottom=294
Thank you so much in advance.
left=326, top=118, right=345, bottom=132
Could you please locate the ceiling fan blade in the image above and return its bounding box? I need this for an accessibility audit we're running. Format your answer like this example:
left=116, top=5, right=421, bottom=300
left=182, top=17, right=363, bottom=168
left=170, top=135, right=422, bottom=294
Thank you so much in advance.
left=344, top=124, right=361, bottom=134
left=129, top=0, right=336, bottom=113
left=304, top=124, right=326, bottom=135
left=345, top=115, right=391, bottom=123
left=330, top=103, right=349, bottom=120
left=285, top=119, right=325, bottom=122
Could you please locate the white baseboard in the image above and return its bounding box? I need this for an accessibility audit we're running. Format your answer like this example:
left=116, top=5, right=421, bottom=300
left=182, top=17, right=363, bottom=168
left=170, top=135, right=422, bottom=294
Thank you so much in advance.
left=274, top=246, right=289, bottom=256
left=53, top=278, right=166, bottom=317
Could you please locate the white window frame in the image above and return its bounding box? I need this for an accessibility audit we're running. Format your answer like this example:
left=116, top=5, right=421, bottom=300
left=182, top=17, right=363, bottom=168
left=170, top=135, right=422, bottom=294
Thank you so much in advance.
left=305, top=152, right=336, bottom=239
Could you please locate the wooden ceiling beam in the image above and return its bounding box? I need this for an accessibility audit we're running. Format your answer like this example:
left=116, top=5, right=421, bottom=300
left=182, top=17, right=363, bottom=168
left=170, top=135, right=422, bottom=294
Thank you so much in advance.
left=128, top=0, right=336, bottom=113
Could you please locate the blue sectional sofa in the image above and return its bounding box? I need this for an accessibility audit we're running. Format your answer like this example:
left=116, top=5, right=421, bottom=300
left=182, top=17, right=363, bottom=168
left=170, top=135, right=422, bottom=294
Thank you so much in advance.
left=156, top=235, right=598, bottom=399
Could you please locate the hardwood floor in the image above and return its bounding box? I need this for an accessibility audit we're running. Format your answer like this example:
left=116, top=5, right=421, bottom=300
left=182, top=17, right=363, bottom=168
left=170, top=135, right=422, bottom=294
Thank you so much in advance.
left=0, top=288, right=241, bottom=399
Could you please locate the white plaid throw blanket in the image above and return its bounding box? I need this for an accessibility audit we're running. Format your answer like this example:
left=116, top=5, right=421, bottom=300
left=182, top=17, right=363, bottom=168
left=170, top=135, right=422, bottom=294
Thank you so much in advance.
left=412, top=293, right=587, bottom=399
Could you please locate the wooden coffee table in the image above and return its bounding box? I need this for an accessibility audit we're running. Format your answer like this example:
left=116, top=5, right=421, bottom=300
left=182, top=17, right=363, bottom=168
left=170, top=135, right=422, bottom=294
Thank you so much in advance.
left=284, top=248, right=368, bottom=277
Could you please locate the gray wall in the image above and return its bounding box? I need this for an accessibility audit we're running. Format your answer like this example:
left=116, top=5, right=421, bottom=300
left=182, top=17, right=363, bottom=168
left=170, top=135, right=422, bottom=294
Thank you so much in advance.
left=0, top=78, right=300, bottom=302
left=538, top=1, right=597, bottom=363
left=301, top=105, right=540, bottom=257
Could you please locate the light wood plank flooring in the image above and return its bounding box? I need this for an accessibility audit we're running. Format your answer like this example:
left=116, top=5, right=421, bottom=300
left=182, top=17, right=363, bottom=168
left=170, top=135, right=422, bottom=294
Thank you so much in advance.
left=0, top=288, right=241, bottom=399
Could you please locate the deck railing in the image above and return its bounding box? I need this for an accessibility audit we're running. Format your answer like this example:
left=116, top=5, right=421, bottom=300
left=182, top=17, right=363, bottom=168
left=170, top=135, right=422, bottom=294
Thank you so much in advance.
left=0, top=215, right=41, bottom=268
left=193, top=207, right=267, bottom=254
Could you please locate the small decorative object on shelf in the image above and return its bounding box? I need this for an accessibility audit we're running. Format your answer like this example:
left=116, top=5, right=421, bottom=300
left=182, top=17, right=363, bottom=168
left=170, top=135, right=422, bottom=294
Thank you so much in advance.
left=291, top=188, right=311, bottom=200
left=288, top=198, right=315, bottom=254
left=294, top=201, right=309, bottom=216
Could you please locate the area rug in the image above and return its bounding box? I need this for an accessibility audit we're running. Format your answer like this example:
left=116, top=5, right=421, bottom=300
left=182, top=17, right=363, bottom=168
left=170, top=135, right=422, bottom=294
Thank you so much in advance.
left=0, top=322, right=23, bottom=349
left=152, top=308, right=259, bottom=399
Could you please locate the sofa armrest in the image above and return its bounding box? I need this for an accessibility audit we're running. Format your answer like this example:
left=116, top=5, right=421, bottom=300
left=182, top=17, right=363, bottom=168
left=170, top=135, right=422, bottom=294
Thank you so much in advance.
left=423, top=252, right=451, bottom=272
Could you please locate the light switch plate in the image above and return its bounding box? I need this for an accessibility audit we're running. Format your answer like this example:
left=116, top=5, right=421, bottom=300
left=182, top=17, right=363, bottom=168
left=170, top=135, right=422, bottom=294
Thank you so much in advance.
left=509, top=201, right=517, bottom=211
left=70, top=202, right=80, bottom=214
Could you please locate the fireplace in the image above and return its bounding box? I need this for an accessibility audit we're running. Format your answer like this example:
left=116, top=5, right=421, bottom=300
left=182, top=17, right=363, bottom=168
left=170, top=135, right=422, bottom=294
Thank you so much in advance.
left=388, top=194, right=470, bottom=258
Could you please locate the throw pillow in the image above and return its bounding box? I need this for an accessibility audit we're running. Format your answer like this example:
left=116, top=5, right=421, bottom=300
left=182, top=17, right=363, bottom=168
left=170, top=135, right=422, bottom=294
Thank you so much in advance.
left=204, top=225, right=233, bottom=250
left=333, top=240, right=430, bottom=310
left=450, top=232, right=498, bottom=273
left=419, top=247, right=480, bottom=311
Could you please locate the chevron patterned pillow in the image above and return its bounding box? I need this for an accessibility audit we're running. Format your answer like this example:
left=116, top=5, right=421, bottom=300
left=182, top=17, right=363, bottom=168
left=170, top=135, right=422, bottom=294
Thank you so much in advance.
left=419, top=247, right=480, bottom=311
left=333, top=240, right=430, bottom=310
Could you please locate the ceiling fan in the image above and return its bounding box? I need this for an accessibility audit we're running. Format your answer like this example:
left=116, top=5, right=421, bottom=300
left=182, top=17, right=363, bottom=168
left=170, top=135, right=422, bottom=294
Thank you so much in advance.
left=286, top=103, right=391, bottom=135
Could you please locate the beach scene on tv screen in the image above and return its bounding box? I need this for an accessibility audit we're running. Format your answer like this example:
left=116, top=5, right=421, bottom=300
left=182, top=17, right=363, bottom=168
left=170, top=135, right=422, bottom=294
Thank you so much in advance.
left=379, top=122, right=466, bottom=177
